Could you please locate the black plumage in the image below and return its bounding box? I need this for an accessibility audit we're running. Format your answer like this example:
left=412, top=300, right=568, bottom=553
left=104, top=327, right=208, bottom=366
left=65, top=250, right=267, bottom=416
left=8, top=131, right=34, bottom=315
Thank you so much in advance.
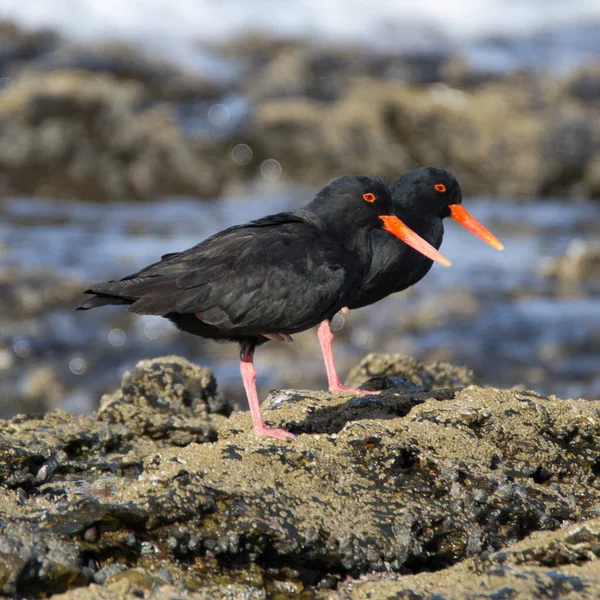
left=80, top=178, right=390, bottom=342
left=350, top=167, right=460, bottom=309
left=79, top=175, right=447, bottom=439
left=316, top=167, right=503, bottom=394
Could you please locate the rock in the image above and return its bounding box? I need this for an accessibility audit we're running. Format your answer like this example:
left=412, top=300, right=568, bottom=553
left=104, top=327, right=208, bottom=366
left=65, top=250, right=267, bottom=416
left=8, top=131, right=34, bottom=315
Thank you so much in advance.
left=240, top=74, right=600, bottom=198
left=0, top=345, right=13, bottom=371
left=1, top=355, right=600, bottom=597
left=345, top=353, right=475, bottom=390
left=0, top=69, right=225, bottom=201
left=539, top=240, right=600, bottom=296
left=30, top=41, right=223, bottom=102
left=0, top=19, right=598, bottom=201
left=334, top=518, right=600, bottom=598
left=566, top=60, right=600, bottom=104
left=538, top=115, right=595, bottom=196
left=99, top=355, right=232, bottom=445
left=0, top=20, right=599, bottom=200
left=585, top=155, right=600, bottom=197
left=0, top=524, right=86, bottom=597
left=52, top=574, right=267, bottom=599
left=0, top=20, right=59, bottom=75
left=0, top=411, right=131, bottom=491
left=398, top=288, right=480, bottom=332
left=0, top=20, right=241, bottom=202
left=0, top=434, right=51, bottom=492
left=20, top=365, right=69, bottom=412
left=241, top=43, right=452, bottom=103
left=0, top=357, right=229, bottom=489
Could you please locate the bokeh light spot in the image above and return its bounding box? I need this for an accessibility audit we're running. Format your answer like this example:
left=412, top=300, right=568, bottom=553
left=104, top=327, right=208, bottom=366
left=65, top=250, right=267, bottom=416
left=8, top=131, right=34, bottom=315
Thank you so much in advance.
left=13, top=339, right=31, bottom=358
left=230, top=143, right=253, bottom=165
left=108, top=328, right=126, bottom=346
left=260, top=158, right=282, bottom=181
left=69, top=357, right=88, bottom=375
left=208, top=103, right=230, bottom=127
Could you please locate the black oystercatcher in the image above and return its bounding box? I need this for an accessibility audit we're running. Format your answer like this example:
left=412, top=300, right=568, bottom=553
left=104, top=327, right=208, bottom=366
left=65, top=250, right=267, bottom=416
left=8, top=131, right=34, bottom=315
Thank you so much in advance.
left=78, top=175, right=450, bottom=440
left=317, top=167, right=504, bottom=393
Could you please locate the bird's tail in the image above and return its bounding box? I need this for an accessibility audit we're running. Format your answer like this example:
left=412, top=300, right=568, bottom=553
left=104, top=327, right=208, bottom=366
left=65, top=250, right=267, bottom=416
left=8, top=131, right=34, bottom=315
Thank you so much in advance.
left=77, top=276, right=183, bottom=316
left=76, top=281, right=136, bottom=311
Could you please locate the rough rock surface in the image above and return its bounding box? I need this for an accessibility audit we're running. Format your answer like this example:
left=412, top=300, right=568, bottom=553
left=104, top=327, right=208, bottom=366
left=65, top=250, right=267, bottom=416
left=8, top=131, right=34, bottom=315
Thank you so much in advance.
left=333, top=518, right=600, bottom=599
left=98, top=355, right=231, bottom=445
left=1, top=355, right=600, bottom=598
left=345, top=352, right=476, bottom=390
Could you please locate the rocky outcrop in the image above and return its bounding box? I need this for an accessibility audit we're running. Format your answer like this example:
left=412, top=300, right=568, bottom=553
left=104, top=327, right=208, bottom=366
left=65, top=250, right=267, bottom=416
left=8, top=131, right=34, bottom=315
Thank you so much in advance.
left=0, top=20, right=229, bottom=201
left=0, top=70, right=226, bottom=201
left=345, top=352, right=475, bottom=390
left=240, top=73, right=600, bottom=199
left=98, top=355, right=231, bottom=445
left=334, top=519, right=600, bottom=599
left=0, top=19, right=599, bottom=201
left=540, top=240, right=600, bottom=296
left=1, top=355, right=599, bottom=598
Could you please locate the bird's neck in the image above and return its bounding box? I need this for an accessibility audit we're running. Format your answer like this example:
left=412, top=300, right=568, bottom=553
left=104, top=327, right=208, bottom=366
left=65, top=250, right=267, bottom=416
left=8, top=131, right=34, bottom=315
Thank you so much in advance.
left=399, top=209, right=444, bottom=250
left=340, top=227, right=374, bottom=293
left=296, top=207, right=374, bottom=275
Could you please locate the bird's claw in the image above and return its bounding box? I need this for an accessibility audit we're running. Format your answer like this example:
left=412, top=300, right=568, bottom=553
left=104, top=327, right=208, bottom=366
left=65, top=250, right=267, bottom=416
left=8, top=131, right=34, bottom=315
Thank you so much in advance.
left=253, top=425, right=298, bottom=440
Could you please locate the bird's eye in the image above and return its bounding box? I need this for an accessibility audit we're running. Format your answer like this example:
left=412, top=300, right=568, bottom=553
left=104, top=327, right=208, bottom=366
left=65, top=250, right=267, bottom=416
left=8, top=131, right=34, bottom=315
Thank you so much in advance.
left=434, top=184, right=447, bottom=193
left=363, top=193, right=376, bottom=202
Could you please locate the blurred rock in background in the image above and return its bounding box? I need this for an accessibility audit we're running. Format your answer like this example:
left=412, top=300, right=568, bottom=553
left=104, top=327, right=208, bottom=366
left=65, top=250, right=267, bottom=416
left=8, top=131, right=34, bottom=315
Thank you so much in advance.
left=0, top=19, right=599, bottom=201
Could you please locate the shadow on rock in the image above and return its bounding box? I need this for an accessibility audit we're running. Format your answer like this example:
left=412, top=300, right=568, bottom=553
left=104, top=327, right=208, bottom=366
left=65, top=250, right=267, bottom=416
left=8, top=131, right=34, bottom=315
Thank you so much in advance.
left=261, top=385, right=456, bottom=436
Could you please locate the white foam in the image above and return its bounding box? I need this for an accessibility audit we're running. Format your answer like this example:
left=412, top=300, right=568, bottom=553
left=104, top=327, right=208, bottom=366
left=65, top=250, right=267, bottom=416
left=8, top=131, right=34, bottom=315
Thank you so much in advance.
left=1, top=0, right=599, bottom=74
left=1, top=0, right=599, bottom=48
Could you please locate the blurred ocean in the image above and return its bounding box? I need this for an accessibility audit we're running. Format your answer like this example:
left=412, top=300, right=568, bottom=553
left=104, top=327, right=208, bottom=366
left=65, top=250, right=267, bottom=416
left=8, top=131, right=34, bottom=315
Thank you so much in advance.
left=2, top=191, right=600, bottom=416
left=1, top=0, right=600, bottom=73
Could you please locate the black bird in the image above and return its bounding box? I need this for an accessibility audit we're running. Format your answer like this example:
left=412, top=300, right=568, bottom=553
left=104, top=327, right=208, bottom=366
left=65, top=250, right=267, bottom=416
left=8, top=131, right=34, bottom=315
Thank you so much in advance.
left=78, top=175, right=450, bottom=440
left=316, top=167, right=504, bottom=393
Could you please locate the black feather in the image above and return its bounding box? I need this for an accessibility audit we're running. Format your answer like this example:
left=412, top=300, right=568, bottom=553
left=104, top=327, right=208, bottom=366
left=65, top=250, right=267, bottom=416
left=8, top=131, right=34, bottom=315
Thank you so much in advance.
left=78, top=175, right=397, bottom=345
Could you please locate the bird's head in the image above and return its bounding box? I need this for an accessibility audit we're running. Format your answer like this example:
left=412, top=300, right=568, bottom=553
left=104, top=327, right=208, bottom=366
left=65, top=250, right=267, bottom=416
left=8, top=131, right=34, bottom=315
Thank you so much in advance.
left=309, top=175, right=451, bottom=266
left=392, top=167, right=504, bottom=251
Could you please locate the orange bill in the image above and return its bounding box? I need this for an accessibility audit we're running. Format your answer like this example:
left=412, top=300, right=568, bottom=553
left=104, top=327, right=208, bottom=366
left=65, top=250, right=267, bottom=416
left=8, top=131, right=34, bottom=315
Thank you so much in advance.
left=449, top=205, right=504, bottom=251
left=379, top=215, right=451, bottom=267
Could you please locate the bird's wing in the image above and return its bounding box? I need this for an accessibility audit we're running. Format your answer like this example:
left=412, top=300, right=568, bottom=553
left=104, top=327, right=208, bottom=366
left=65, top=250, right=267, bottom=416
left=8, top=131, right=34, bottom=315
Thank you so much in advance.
left=94, top=213, right=349, bottom=332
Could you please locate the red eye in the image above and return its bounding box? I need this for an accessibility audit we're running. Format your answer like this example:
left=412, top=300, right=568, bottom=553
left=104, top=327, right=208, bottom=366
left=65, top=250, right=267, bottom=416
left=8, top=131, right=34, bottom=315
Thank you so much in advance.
left=363, top=193, right=376, bottom=202
left=434, top=184, right=447, bottom=193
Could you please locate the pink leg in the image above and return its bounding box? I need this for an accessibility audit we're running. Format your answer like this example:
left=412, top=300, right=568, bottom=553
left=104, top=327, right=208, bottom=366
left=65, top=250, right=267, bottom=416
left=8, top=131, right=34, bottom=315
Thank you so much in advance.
left=317, top=320, right=376, bottom=394
left=240, top=347, right=297, bottom=440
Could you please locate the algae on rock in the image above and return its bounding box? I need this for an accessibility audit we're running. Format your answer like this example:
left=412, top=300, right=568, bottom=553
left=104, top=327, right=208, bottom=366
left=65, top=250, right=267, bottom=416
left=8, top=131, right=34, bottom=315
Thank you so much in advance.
left=0, top=354, right=599, bottom=598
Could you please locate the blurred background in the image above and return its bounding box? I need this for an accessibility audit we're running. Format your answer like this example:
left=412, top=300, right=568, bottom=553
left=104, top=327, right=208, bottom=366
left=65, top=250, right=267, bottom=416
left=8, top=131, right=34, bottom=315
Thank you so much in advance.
left=0, top=0, right=599, bottom=417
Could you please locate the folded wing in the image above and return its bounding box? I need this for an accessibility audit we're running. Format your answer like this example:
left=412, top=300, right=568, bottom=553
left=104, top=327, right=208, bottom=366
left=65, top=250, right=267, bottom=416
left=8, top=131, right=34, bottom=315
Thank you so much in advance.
left=79, top=213, right=349, bottom=334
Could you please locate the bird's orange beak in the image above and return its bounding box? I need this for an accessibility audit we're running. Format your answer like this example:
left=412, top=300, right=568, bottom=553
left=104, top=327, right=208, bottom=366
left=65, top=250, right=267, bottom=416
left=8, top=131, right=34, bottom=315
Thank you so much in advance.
left=379, top=215, right=451, bottom=267
left=449, top=205, right=504, bottom=251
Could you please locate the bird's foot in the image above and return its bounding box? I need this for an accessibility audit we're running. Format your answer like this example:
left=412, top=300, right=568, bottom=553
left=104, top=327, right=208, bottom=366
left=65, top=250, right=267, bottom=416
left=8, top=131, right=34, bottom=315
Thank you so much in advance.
left=329, top=382, right=381, bottom=395
left=253, top=425, right=298, bottom=440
